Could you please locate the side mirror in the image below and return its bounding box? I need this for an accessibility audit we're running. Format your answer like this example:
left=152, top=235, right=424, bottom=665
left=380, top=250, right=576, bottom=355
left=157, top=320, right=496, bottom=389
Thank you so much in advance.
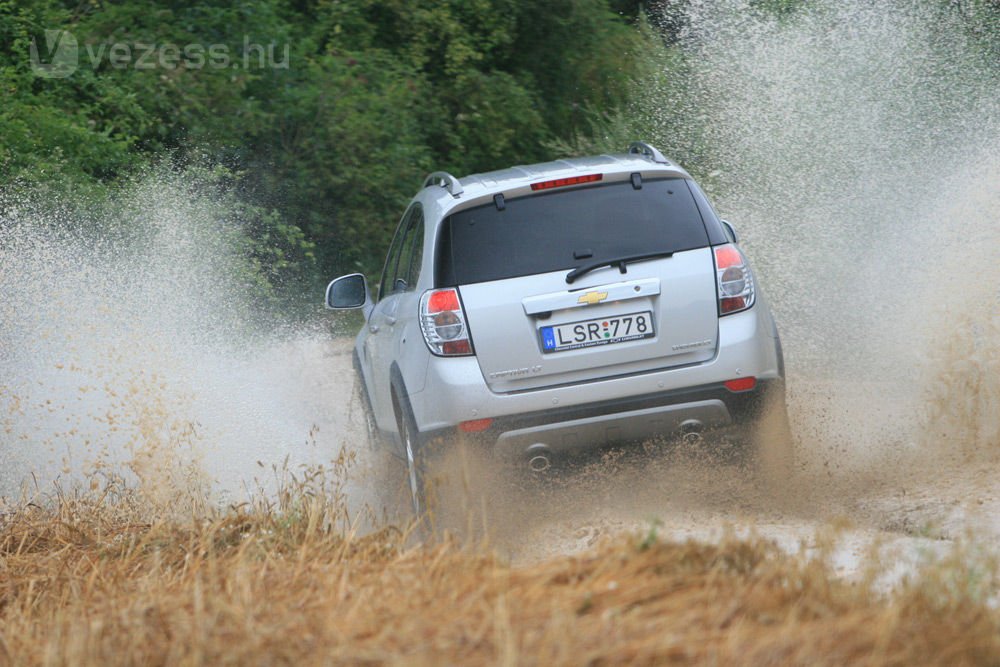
left=325, top=273, right=370, bottom=310
left=720, top=219, right=739, bottom=244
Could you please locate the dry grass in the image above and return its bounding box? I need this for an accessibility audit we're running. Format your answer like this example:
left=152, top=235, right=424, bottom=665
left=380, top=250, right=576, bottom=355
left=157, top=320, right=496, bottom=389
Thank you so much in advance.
left=2, top=478, right=999, bottom=667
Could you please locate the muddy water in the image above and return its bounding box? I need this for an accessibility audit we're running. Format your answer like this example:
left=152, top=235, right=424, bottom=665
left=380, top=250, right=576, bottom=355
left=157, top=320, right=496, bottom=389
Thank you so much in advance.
left=0, top=177, right=371, bottom=516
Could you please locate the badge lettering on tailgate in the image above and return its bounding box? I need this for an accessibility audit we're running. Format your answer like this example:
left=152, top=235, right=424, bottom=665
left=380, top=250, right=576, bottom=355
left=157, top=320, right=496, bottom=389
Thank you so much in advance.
left=671, top=339, right=712, bottom=351
left=489, top=365, right=543, bottom=380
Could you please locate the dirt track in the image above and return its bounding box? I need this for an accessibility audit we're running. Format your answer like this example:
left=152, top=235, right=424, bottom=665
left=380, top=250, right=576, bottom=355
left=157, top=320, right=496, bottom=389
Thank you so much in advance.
left=295, top=338, right=1000, bottom=585
left=3, top=330, right=996, bottom=587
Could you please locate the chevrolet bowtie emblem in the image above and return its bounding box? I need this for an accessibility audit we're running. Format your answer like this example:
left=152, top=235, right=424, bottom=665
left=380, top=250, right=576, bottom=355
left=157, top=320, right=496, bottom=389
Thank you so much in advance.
left=577, top=290, right=609, bottom=305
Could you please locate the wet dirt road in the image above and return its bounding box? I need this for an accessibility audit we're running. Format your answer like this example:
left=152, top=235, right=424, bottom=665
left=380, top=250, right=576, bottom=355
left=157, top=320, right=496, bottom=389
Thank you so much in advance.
left=311, top=338, right=1000, bottom=584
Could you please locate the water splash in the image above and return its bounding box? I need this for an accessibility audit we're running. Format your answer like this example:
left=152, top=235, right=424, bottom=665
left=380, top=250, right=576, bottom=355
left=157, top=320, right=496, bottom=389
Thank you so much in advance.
left=641, top=0, right=1000, bottom=464
left=920, top=152, right=1000, bottom=460
left=0, top=169, right=363, bottom=509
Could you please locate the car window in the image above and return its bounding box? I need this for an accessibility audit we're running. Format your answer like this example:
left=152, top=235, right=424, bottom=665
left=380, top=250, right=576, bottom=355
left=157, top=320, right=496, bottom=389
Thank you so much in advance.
left=392, top=225, right=416, bottom=293
left=436, top=178, right=712, bottom=286
left=382, top=204, right=423, bottom=298
left=379, top=209, right=410, bottom=300
left=404, top=214, right=424, bottom=290
left=684, top=179, right=729, bottom=246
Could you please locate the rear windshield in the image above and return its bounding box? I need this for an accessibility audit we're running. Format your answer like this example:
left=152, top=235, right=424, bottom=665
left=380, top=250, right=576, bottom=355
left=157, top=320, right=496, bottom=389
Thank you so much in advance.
left=436, top=178, right=711, bottom=286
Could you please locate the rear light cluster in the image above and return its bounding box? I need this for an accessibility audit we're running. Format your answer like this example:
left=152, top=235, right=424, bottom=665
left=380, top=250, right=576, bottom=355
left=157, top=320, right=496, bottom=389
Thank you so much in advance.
left=713, top=243, right=755, bottom=315
left=419, top=288, right=474, bottom=356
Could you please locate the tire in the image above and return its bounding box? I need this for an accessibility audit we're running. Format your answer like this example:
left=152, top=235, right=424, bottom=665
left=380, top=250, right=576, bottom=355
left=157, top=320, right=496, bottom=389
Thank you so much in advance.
left=352, top=351, right=381, bottom=452
left=392, top=384, right=427, bottom=519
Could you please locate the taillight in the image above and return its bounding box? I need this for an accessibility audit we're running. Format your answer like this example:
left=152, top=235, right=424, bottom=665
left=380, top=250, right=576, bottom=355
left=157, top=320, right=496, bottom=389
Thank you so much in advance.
left=420, top=288, right=474, bottom=356
left=713, top=243, right=755, bottom=315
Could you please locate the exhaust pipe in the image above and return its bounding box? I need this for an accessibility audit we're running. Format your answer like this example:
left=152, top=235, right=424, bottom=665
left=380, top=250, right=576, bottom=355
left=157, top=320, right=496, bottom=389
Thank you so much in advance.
left=682, top=431, right=703, bottom=445
left=526, top=443, right=552, bottom=473
left=529, top=454, right=551, bottom=473
left=679, top=419, right=704, bottom=446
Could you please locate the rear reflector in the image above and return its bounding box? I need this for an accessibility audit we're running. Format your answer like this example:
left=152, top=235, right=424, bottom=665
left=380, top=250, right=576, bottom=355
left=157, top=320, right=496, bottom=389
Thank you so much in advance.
left=720, top=296, right=747, bottom=312
left=530, top=173, right=603, bottom=191
left=441, top=340, right=471, bottom=355
left=724, top=376, right=757, bottom=392
left=459, top=418, right=493, bottom=433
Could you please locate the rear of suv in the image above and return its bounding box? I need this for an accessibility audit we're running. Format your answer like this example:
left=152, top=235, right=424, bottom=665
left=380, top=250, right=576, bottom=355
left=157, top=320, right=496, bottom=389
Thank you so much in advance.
left=327, top=142, right=791, bottom=515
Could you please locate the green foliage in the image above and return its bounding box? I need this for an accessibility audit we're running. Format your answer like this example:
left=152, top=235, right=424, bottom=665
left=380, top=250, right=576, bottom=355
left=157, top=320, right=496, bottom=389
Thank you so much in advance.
left=0, top=0, right=664, bottom=283
left=267, top=0, right=650, bottom=276
left=956, top=0, right=1000, bottom=63
left=245, top=48, right=434, bottom=276
left=1, top=0, right=658, bottom=286
left=5, top=0, right=999, bottom=349
left=21, top=0, right=994, bottom=295
left=0, top=0, right=136, bottom=188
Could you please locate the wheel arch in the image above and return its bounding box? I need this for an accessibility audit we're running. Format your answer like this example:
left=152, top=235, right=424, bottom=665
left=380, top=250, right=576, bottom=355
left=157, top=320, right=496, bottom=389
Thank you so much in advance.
left=389, top=362, right=420, bottom=449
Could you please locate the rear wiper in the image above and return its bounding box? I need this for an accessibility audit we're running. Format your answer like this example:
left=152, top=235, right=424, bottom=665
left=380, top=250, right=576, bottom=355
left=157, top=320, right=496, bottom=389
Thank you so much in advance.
left=565, top=251, right=675, bottom=284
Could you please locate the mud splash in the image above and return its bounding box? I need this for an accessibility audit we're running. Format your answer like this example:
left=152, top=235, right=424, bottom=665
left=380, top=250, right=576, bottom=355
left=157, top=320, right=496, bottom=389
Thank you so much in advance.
left=0, top=171, right=368, bottom=513
left=639, top=0, right=1000, bottom=466
left=919, top=152, right=1000, bottom=462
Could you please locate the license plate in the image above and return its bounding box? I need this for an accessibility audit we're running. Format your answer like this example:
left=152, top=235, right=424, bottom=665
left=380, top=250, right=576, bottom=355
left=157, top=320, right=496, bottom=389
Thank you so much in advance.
left=540, top=311, right=655, bottom=353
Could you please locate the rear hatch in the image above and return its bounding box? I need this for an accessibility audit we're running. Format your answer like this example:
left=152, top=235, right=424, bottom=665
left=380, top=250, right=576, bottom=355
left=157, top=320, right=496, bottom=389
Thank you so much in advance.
left=437, top=177, right=720, bottom=393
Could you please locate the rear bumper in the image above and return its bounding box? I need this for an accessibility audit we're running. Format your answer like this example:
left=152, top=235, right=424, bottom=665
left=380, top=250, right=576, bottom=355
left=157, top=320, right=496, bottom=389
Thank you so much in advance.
left=408, top=304, right=782, bottom=436
left=429, top=378, right=783, bottom=459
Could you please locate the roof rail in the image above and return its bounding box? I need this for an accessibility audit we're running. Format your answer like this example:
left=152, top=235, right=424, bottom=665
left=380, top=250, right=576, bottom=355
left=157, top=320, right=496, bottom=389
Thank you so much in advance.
left=627, top=142, right=670, bottom=165
left=423, top=171, right=464, bottom=197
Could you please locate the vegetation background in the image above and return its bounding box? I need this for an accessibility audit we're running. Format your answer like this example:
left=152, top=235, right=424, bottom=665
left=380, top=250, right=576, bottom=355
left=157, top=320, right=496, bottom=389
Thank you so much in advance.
left=1, top=0, right=998, bottom=304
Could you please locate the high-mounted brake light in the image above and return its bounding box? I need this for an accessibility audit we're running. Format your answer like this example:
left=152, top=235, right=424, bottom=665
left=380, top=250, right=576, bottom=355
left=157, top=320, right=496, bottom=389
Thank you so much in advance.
left=713, top=243, right=755, bottom=315
left=530, top=173, right=603, bottom=191
left=420, top=288, right=474, bottom=357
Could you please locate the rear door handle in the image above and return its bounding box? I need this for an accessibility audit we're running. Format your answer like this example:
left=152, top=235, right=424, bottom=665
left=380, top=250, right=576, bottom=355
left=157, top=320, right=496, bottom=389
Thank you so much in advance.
left=384, top=315, right=397, bottom=325
left=369, top=324, right=380, bottom=333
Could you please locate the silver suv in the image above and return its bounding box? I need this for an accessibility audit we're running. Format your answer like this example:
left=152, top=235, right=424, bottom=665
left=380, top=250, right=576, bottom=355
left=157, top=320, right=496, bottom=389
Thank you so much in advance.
left=327, top=143, right=790, bottom=514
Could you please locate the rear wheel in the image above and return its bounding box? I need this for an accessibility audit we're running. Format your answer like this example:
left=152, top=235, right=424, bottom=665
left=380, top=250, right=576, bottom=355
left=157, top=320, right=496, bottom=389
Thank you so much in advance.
left=392, top=386, right=427, bottom=520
